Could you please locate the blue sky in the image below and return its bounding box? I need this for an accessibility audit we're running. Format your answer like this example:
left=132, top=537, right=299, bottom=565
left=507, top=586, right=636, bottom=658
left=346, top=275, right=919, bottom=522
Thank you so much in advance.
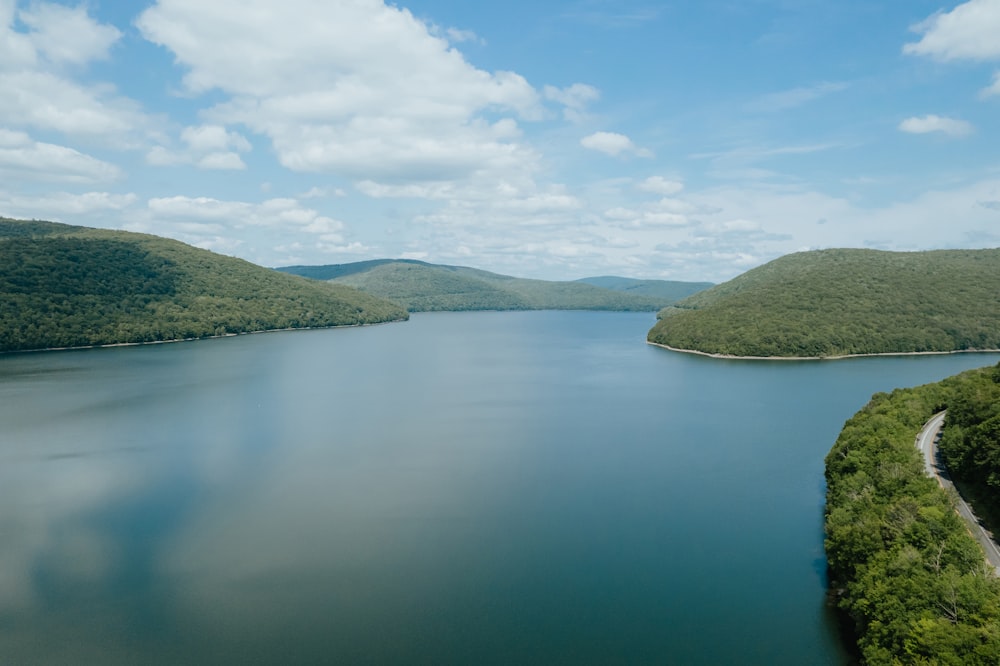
left=1, top=0, right=999, bottom=282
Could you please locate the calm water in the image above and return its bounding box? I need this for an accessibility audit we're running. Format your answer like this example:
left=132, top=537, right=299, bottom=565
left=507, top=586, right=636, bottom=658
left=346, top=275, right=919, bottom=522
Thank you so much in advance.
left=2, top=311, right=999, bottom=664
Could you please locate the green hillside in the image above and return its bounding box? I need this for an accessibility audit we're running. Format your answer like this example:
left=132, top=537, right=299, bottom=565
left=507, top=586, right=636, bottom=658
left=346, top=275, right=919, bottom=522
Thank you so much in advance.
left=0, top=218, right=407, bottom=352
left=938, top=364, right=1000, bottom=531
left=278, top=260, right=678, bottom=312
left=825, top=364, right=1000, bottom=664
left=575, top=275, right=713, bottom=301
left=648, top=248, right=1000, bottom=358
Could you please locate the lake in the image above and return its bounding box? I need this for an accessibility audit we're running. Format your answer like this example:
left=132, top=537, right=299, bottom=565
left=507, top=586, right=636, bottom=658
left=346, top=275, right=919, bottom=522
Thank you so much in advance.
left=2, top=311, right=998, bottom=664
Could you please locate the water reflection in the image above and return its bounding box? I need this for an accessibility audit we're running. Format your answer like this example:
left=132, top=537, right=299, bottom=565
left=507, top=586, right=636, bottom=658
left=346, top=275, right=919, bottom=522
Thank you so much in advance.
left=1, top=313, right=997, bottom=664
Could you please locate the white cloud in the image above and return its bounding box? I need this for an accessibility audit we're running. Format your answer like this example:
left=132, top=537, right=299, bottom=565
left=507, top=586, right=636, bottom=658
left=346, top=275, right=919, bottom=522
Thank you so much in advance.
left=356, top=180, right=457, bottom=200
left=148, top=124, right=252, bottom=169
left=197, top=152, right=247, bottom=170
left=604, top=207, right=689, bottom=229
left=0, top=71, right=148, bottom=140
left=0, top=0, right=35, bottom=69
left=143, top=195, right=349, bottom=240
left=146, top=145, right=188, bottom=166
left=692, top=143, right=840, bottom=162
left=0, top=191, right=136, bottom=217
left=637, top=176, right=684, bottom=196
left=580, top=131, right=652, bottom=157
left=982, top=71, right=1000, bottom=97
left=147, top=195, right=249, bottom=222
left=0, top=129, right=122, bottom=183
left=131, top=194, right=379, bottom=265
left=136, top=0, right=546, bottom=186
left=686, top=143, right=839, bottom=183
left=18, top=2, right=121, bottom=65
left=445, top=27, right=483, bottom=44
left=745, top=81, right=849, bottom=112
left=601, top=192, right=698, bottom=231
left=544, top=83, right=600, bottom=120
left=299, top=186, right=346, bottom=199
left=702, top=218, right=765, bottom=235
left=0, top=5, right=151, bottom=144
left=904, top=0, right=1000, bottom=61
left=898, top=114, right=974, bottom=137
left=181, top=125, right=251, bottom=153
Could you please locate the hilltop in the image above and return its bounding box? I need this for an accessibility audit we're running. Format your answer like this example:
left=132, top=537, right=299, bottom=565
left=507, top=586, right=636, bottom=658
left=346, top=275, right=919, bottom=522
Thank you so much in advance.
left=0, top=218, right=407, bottom=352
left=647, top=248, right=1000, bottom=358
left=277, top=259, right=707, bottom=312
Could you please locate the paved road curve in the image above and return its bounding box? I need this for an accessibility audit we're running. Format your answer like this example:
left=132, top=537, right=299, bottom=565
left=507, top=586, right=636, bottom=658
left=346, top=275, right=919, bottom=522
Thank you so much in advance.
left=917, top=411, right=1000, bottom=574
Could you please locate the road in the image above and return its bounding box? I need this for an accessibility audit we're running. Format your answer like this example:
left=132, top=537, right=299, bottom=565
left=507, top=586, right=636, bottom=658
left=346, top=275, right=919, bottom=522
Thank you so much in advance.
left=916, top=411, right=1000, bottom=574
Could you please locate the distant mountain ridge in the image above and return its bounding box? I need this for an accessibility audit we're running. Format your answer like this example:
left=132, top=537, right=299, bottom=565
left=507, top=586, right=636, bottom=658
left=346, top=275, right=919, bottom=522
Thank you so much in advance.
left=0, top=218, right=407, bottom=352
left=648, top=247, right=1000, bottom=358
left=277, top=260, right=711, bottom=312
left=575, top=276, right=714, bottom=301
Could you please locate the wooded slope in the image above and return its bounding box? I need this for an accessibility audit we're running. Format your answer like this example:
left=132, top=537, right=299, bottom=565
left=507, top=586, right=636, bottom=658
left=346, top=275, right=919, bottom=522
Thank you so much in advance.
left=0, top=218, right=407, bottom=352
left=648, top=248, right=1000, bottom=357
left=575, top=275, right=713, bottom=301
left=825, top=364, right=1000, bottom=664
left=278, top=259, right=695, bottom=312
left=939, top=364, right=1000, bottom=530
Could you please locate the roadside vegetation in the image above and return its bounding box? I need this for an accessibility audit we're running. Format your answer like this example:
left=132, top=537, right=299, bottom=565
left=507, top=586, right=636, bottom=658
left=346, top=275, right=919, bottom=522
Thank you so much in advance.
left=649, top=248, right=1000, bottom=357
left=278, top=259, right=705, bottom=312
left=825, top=363, right=1000, bottom=664
left=938, top=364, right=1000, bottom=532
left=0, top=218, right=408, bottom=352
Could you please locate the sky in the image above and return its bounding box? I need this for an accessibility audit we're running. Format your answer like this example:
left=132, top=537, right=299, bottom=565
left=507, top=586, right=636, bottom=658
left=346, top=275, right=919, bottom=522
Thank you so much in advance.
left=1, top=0, right=999, bottom=282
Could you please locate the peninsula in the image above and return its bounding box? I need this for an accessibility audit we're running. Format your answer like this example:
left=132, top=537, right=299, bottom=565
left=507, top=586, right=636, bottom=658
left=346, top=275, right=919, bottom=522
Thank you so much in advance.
left=825, top=363, right=1000, bottom=664
left=648, top=248, right=1000, bottom=358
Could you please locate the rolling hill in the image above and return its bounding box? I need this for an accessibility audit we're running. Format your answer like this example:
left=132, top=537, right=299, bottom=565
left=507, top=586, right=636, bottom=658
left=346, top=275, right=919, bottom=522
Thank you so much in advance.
left=575, top=275, right=713, bottom=301
left=277, top=259, right=702, bottom=312
left=0, top=218, right=408, bottom=352
left=647, top=248, right=1000, bottom=358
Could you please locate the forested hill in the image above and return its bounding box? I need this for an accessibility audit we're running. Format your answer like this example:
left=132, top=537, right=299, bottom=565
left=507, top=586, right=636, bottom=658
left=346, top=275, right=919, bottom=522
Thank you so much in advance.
left=0, top=218, right=407, bottom=352
left=647, top=248, right=1000, bottom=358
left=825, top=364, right=1000, bottom=664
left=575, top=276, right=713, bottom=301
left=277, top=260, right=703, bottom=312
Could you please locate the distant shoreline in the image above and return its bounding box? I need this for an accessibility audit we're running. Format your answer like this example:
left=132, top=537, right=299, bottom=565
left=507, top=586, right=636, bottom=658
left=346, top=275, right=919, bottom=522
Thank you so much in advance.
left=646, top=341, right=1000, bottom=361
left=0, top=319, right=407, bottom=356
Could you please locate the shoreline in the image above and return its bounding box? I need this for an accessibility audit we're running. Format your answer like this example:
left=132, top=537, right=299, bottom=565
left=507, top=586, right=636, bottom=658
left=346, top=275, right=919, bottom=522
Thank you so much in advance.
left=1, top=317, right=409, bottom=356
left=646, top=340, right=1000, bottom=361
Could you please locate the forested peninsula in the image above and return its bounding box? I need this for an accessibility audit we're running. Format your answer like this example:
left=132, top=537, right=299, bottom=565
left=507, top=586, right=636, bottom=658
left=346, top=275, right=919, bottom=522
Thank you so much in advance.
left=648, top=248, right=1000, bottom=358
left=0, top=218, right=408, bottom=352
left=825, top=363, right=1000, bottom=664
left=278, top=259, right=708, bottom=312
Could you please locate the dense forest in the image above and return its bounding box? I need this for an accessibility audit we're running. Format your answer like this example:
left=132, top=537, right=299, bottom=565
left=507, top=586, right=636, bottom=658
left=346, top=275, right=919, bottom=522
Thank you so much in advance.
left=0, top=218, right=408, bottom=352
left=575, top=275, right=713, bottom=301
left=825, top=364, right=1000, bottom=664
left=938, top=365, right=1000, bottom=530
left=648, top=248, right=1000, bottom=357
left=278, top=259, right=707, bottom=312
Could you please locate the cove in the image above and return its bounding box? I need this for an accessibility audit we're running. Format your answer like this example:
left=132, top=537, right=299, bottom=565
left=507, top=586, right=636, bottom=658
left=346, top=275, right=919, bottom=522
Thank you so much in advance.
left=2, top=311, right=999, bottom=664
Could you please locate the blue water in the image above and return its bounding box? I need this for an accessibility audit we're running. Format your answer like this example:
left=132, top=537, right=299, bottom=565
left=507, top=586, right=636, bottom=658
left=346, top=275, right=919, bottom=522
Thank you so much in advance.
left=2, top=311, right=997, bottom=664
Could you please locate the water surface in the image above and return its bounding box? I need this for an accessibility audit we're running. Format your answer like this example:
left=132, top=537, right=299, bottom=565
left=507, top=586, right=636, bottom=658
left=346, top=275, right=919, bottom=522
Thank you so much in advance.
left=2, top=311, right=998, bottom=664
